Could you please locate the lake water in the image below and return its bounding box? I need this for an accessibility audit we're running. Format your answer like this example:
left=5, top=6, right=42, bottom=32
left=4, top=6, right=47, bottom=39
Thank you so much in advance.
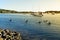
left=0, top=13, right=60, bottom=40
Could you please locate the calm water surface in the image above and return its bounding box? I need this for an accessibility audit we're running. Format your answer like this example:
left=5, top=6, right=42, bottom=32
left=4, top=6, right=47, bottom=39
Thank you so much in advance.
left=0, top=13, right=60, bottom=40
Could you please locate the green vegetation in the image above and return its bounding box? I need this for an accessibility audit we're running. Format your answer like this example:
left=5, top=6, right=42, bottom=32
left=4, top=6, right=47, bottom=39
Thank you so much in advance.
left=0, top=9, right=19, bottom=13
left=0, top=9, right=35, bottom=14
left=44, top=11, right=60, bottom=13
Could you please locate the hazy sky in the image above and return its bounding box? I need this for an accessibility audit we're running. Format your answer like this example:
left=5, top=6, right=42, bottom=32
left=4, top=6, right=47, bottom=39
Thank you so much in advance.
left=0, top=0, right=60, bottom=11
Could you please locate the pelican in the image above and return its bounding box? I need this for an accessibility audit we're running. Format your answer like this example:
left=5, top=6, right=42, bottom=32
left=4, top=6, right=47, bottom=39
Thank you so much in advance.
left=47, top=22, right=51, bottom=25
left=25, top=20, right=28, bottom=23
left=9, top=19, right=12, bottom=22
left=38, top=21, right=41, bottom=24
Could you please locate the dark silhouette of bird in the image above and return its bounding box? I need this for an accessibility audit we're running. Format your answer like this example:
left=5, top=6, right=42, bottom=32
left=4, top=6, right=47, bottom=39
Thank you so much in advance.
left=47, top=22, right=51, bottom=25
left=9, top=19, right=12, bottom=22
left=25, top=20, right=28, bottom=23
left=38, top=21, right=41, bottom=24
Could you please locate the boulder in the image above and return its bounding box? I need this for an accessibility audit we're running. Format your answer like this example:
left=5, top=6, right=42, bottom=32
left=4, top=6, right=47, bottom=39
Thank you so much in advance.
left=0, top=29, right=22, bottom=40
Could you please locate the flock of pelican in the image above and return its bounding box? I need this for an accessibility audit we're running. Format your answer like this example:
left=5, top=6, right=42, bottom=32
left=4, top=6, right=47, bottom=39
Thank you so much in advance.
left=25, top=19, right=51, bottom=25
left=9, top=19, right=51, bottom=25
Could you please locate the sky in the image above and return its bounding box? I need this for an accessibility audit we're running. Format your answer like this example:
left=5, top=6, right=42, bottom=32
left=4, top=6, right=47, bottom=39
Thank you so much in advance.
left=0, top=0, right=60, bottom=12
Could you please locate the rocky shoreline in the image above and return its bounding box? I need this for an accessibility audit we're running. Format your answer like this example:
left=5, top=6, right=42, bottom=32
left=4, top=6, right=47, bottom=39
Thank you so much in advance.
left=0, top=29, right=22, bottom=40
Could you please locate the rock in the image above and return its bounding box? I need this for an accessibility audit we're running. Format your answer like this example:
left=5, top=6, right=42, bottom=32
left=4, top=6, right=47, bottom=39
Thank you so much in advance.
left=0, top=29, right=22, bottom=40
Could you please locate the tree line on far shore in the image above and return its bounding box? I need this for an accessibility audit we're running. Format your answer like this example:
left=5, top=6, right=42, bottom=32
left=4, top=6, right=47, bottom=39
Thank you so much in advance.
left=0, top=9, right=60, bottom=14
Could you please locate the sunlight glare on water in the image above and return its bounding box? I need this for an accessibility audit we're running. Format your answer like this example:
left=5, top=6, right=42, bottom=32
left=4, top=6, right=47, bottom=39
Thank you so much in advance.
left=0, top=13, right=60, bottom=40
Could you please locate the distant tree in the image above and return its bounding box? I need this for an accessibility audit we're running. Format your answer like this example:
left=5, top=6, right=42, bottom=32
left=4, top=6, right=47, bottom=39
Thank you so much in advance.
left=0, top=11, right=2, bottom=13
